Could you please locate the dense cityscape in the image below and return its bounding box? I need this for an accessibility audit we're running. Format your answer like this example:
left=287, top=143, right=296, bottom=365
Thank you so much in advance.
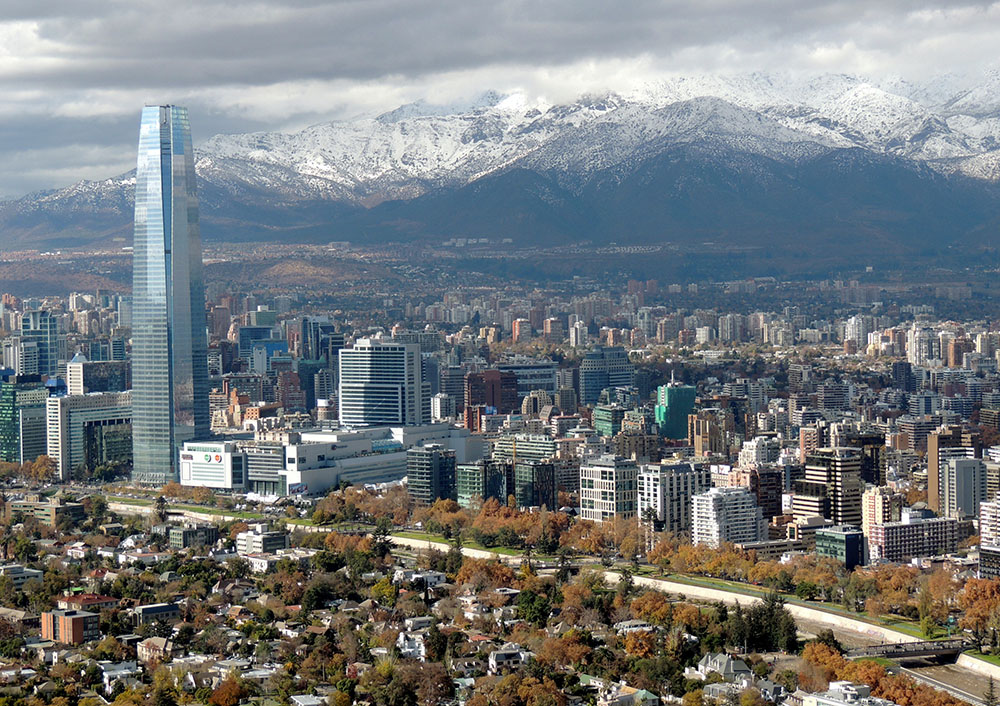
left=6, top=2, right=1000, bottom=705
left=1, top=101, right=1000, bottom=706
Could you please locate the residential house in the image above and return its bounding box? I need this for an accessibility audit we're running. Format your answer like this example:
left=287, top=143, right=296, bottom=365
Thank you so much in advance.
left=396, top=631, right=427, bottom=661
left=488, top=643, right=533, bottom=673
left=687, top=653, right=752, bottom=682
left=137, top=637, right=176, bottom=663
left=57, top=593, right=119, bottom=612
left=99, top=661, right=140, bottom=691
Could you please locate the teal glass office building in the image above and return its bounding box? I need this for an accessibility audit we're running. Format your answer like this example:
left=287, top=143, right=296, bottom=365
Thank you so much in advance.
left=131, top=106, right=209, bottom=485
left=654, top=382, right=696, bottom=440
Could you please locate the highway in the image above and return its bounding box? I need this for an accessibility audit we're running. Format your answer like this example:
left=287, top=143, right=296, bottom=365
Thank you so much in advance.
left=902, top=666, right=987, bottom=705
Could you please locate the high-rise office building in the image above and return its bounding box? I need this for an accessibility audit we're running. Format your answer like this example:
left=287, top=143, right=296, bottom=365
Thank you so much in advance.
left=842, top=429, right=887, bottom=485
left=338, top=339, right=429, bottom=427
left=815, top=525, right=866, bottom=570
left=497, top=357, right=559, bottom=398
left=406, top=444, right=456, bottom=506
left=579, top=455, right=638, bottom=523
left=456, top=460, right=512, bottom=508
left=20, top=311, right=60, bottom=378
left=653, top=379, right=696, bottom=439
left=927, top=425, right=982, bottom=513
left=131, top=105, right=210, bottom=485
left=464, top=370, right=519, bottom=415
left=793, top=447, right=863, bottom=526
left=0, top=375, right=48, bottom=464
left=65, top=354, right=129, bottom=396
left=579, top=346, right=634, bottom=406
left=46, top=392, right=133, bottom=481
left=939, top=457, right=987, bottom=520
left=513, top=460, right=557, bottom=509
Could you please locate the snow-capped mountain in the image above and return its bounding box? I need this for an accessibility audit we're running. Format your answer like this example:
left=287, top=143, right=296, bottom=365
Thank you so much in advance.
left=194, top=72, right=1000, bottom=202
left=3, top=71, right=1000, bottom=254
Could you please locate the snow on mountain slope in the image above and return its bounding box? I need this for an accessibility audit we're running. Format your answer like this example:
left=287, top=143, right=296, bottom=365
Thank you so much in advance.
left=5, top=70, right=1000, bottom=232
left=190, top=70, right=1000, bottom=208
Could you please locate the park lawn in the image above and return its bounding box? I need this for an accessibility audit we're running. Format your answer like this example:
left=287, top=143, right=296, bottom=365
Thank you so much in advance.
left=966, top=650, right=1000, bottom=667
left=170, top=503, right=264, bottom=520
left=390, top=530, right=523, bottom=556
left=106, top=495, right=153, bottom=506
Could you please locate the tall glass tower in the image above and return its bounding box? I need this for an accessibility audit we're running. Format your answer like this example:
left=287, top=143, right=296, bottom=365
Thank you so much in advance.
left=131, top=105, right=209, bottom=485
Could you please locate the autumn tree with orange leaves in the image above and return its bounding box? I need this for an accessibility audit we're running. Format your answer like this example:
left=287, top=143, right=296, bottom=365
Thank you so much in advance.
left=801, top=639, right=965, bottom=706
left=959, top=578, right=1000, bottom=646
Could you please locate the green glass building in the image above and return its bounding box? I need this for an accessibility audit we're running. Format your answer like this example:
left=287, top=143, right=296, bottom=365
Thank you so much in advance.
left=815, top=524, right=865, bottom=570
left=654, top=382, right=696, bottom=439
left=514, top=460, right=557, bottom=509
left=0, top=375, right=47, bottom=464
left=456, top=460, right=512, bottom=508
left=593, top=404, right=626, bottom=437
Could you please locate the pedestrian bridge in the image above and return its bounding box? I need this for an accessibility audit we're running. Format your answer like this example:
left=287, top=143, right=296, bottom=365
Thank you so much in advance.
left=846, top=639, right=969, bottom=660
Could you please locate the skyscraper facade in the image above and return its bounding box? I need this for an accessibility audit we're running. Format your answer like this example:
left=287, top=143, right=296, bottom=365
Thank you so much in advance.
left=338, top=338, right=429, bottom=427
left=579, top=346, right=634, bottom=406
left=20, top=311, right=60, bottom=378
left=131, top=105, right=209, bottom=485
left=654, top=380, right=696, bottom=439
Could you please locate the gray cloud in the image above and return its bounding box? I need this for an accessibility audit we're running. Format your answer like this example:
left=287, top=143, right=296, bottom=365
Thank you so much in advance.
left=0, top=0, right=998, bottom=198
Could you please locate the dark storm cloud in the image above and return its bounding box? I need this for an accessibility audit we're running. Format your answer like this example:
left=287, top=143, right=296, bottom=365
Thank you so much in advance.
left=0, top=0, right=998, bottom=197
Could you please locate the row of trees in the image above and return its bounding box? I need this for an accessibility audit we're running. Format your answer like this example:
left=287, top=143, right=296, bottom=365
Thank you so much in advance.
left=647, top=537, right=959, bottom=629
left=0, top=454, right=57, bottom=483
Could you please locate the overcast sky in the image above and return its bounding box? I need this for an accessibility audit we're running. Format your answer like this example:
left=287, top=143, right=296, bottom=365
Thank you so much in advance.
left=1, top=0, right=999, bottom=199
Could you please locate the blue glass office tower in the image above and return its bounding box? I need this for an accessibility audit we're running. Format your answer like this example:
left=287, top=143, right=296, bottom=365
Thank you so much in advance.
left=131, top=106, right=209, bottom=485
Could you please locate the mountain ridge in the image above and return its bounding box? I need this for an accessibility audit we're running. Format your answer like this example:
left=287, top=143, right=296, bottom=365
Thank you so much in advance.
left=2, top=72, right=1000, bottom=256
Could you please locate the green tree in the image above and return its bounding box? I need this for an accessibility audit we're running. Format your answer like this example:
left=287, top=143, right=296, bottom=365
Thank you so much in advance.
left=154, top=496, right=169, bottom=523
left=516, top=590, right=551, bottom=628
left=372, top=516, right=394, bottom=558
left=226, top=557, right=250, bottom=579
left=424, top=622, right=447, bottom=661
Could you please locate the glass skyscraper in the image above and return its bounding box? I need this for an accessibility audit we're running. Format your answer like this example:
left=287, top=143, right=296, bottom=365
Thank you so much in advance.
left=20, top=311, right=60, bottom=378
left=131, top=105, right=209, bottom=485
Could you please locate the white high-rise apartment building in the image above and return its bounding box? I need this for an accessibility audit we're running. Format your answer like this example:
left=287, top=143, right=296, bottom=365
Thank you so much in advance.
left=637, top=462, right=711, bottom=536
left=738, top=436, right=781, bottom=468
left=430, top=393, right=456, bottom=422
left=691, top=487, right=766, bottom=548
left=2, top=339, right=39, bottom=376
left=579, top=454, right=638, bottom=523
left=906, top=325, right=935, bottom=366
left=569, top=321, right=588, bottom=348
left=338, top=339, right=429, bottom=427
left=981, top=499, right=1000, bottom=548
left=844, top=315, right=871, bottom=345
